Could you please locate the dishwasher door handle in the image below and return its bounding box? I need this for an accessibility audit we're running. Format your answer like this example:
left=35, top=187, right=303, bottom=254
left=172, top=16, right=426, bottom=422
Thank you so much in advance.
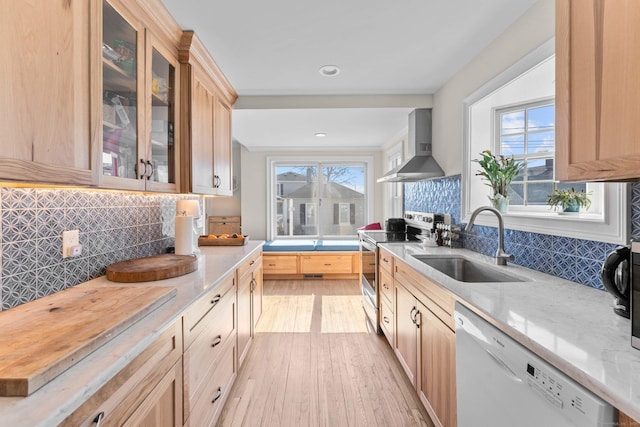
left=484, top=347, right=522, bottom=383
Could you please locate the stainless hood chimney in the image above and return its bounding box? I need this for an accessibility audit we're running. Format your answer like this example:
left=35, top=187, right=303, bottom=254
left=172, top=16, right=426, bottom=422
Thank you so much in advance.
left=377, top=109, right=444, bottom=182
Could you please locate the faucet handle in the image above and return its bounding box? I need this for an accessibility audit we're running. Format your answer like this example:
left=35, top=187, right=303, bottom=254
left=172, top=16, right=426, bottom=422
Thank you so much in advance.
left=495, top=249, right=515, bottom=265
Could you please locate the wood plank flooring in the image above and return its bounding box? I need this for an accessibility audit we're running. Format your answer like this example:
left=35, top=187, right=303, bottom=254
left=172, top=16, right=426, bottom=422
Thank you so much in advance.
left=218, top=279, right=433, bottom=427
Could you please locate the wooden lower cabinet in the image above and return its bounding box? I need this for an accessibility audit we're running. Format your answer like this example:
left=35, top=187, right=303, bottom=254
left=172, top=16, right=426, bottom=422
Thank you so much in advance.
left=300, top=254, right=352, bottom=274
left=237, top=253, right=263, bottom=368
left=394, top=264, right=457, bottom=427
left=123, top=361, right=183, bottom=427
left=418, top=302, right=457, bottom=427
left=61, top=320, right=182, bottom=427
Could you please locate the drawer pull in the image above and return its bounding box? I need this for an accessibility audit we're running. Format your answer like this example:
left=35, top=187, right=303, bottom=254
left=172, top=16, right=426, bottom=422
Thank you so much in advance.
left=249, top=260, right=255, bottom=266
left=382, top=257, right=389, bottom=263
left=383, top=316, right=390, bottom=324
left=324, top=263, right=331, bottom=266
left=93, top=412, right=105, bottom=427
left=212, top=386, right=223, bottom=404
left=383, top=283, right=389, bottom=290
left=211, top=335, right=222, bottom=347
left=211, top=294, right=222, bottom=306
left=269, top=263, right=276, bottom=266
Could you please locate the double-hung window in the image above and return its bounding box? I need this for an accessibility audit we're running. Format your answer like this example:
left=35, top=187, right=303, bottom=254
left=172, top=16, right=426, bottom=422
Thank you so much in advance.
left=496, top=100, right=587, bottom=208
left=269, top=158, right=370, bottom=239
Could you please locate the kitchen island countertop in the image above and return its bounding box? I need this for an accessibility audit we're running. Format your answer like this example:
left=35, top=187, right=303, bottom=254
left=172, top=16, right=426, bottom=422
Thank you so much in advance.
left=380, top=243, right=640, bottom=421
left=0, top=242, right=263, bottom=427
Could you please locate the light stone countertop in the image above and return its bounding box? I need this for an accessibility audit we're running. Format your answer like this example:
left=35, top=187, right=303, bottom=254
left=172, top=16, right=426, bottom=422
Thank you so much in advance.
left=380, top=242, right=640, bottom=421
left=0, top=242, right=263, bottom=427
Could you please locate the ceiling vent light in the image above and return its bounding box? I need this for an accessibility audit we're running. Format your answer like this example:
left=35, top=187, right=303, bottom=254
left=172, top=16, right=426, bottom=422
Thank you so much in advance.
left=319, top=65, right=340, bottom=77
left=315, top=133, right=327, bottom=137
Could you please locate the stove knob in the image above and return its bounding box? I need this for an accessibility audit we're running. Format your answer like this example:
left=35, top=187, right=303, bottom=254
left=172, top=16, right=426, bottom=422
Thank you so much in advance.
left=425, top=217, right=433, bottom=223
left=405, top=214, right=413, bottom=219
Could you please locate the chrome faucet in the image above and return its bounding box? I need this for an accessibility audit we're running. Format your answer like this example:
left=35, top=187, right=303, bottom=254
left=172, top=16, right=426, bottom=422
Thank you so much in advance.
left=465, top=206, right=514, bottom=266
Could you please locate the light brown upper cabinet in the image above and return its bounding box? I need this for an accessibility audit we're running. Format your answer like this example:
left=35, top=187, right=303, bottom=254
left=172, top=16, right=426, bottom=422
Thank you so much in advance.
left=0, top=1, right=93, bottom=186
left=179, top=32, right=237, bottom=196
left=97, top=0, right=181, bottom=192
left=556, top=0, right=640, bottom=181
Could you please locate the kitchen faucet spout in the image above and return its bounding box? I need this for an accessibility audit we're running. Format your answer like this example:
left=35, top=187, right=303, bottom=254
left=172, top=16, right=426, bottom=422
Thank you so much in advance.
left=465, top=206, right=514, bottom=266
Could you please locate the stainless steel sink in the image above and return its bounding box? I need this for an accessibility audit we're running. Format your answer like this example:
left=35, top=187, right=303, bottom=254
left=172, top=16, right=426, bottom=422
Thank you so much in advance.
left=411, top=255, right=526, bottom=283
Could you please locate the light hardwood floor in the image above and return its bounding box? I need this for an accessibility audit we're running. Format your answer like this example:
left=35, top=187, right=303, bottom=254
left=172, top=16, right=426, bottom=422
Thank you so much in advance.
left=218, top=279, right=433, bottom=427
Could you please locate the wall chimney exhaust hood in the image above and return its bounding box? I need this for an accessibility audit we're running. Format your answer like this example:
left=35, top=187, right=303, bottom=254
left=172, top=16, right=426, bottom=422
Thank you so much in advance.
left=377, top=109, right=444, bottom=183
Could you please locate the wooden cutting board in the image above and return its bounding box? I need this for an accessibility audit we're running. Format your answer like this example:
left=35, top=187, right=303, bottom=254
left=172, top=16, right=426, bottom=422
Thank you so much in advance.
left=106, top=254, right=198, bottom=283
left=0, top=285, right=176, bottom=396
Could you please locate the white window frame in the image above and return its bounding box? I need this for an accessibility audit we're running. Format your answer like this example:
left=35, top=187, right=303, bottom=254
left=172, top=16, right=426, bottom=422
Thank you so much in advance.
left=462, top=38, right=629, bottom=245
left=266, top=155, right=374, bottom=240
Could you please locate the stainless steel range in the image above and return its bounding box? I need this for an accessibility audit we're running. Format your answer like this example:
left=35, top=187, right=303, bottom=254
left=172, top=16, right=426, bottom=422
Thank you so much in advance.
left=359, top=212, right=446, bottom=333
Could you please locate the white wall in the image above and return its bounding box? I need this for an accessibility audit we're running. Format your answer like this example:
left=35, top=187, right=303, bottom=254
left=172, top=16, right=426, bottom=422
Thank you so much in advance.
left=241, top=147, right=384, bottom=240
left=432, top=0, right=555, bottom=175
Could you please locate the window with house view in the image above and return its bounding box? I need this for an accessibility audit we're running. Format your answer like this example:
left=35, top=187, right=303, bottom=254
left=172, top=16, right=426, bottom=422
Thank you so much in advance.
left=273, top=162, right=366, bottom=237
left=497, top=100, right=586, bottom=206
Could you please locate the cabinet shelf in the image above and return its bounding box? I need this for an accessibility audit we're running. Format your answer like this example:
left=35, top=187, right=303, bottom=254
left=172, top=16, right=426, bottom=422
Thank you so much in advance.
left=152, top=92, right=169, bottom=106
left=103, top=58, right=136, bottom=93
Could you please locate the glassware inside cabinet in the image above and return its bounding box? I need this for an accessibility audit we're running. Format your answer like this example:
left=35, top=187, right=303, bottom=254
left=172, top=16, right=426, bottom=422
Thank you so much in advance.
left=101, top=1, right=138, bottom=179
left=150, top=49, right=175, bottom=185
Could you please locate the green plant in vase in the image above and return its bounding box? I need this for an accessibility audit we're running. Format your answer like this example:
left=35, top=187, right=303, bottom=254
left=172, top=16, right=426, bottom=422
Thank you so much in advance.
left=473, top=150, right=523, bottom=213
left=547, top=187, right=592, bottom=213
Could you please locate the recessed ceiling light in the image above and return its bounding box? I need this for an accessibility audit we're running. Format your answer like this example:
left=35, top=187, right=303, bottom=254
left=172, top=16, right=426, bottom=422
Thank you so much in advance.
left=315, top=133, right=327, bottom=137
left=318, top=65, right=340, bottom=77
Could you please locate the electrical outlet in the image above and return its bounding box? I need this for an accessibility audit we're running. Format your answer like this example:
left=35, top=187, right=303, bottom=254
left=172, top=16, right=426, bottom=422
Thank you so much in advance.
left=62, top=230, right=80, bottom=259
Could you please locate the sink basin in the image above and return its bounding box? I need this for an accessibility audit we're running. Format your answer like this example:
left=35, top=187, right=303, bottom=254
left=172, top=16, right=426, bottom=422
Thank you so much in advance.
left=411, top=255, right=526, bottom=283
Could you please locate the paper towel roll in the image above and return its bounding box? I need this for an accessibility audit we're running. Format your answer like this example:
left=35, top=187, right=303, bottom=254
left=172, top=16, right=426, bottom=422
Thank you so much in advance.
left=175, top=215, right=194, bottom=255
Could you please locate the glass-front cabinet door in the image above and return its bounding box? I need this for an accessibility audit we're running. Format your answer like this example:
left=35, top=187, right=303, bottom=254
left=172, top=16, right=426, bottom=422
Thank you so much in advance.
left=101, top=0, right=143, bottom=189
left=146, top=42, right=177, bottom=192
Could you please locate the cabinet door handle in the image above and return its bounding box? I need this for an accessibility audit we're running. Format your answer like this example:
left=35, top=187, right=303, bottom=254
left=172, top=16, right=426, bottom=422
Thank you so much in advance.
left=250, top=278, right=257, bottom=292
left=211, top=335, right=222, bottom=348
left=410, top=307, right=417, bottom=324
left=212, top=386, right=223, bottom=404
left=145, top=160, right=153, bottom=180
left=138, top=159, right=146, bottom=179
left=93, top=412, right=105, bottom=427
left=414, top=310, right=421, bottom=327
left=211, top=294, right=222, bottom=306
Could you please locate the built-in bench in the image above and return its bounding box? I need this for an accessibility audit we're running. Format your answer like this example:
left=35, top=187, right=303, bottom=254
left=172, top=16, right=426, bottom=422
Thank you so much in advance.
left=262, top=239, right=360, bottom=279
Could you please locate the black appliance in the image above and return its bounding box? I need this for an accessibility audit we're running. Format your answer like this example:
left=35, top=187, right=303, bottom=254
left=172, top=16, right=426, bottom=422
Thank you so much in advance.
left=632, top=242, right=640, bottom=350
left=385, top=218, right=406, bottom=232
left=601, top=245, right=630, bottom=318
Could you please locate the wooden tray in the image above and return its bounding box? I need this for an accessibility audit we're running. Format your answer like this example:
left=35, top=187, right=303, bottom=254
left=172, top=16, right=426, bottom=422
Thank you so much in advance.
left=198, top=234, right=249, bottom=246
left=0, top=285, right=176, bottom=396
left=106, top=254, right=198, bottom=283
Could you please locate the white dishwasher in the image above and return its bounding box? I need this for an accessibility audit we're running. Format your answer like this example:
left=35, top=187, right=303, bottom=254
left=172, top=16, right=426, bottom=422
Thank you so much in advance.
left=454, top=302, right=614, bottom=427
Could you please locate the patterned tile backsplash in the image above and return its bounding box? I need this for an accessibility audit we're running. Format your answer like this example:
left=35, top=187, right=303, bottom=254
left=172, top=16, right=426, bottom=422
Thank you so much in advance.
left=0, top=188, right=200, bottom=310
left=404, top=175, right=635, bottom=290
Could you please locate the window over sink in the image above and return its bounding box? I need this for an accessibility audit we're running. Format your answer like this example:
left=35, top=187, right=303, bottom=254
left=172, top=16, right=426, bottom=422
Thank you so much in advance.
left=462, top=39, right=628, bottom=244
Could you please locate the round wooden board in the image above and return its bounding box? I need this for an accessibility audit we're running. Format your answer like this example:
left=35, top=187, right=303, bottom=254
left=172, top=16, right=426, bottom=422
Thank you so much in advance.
left=106, top=254, right=198, bottom=283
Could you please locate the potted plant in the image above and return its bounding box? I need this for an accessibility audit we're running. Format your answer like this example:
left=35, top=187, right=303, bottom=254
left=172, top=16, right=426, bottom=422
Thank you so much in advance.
left=473, top=150, right=523, bottom=213
left=547, top=187, right=592, bottom=213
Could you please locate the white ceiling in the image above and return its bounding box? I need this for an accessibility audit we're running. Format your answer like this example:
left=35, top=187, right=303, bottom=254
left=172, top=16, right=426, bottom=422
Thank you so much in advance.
left=161, top=0, right=539, bottom=150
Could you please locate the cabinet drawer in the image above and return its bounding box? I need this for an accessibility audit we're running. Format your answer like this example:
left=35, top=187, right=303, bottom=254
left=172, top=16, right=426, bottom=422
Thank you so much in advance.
left=379, top=268, right=394, bottom=305
left=380, top=296, right=394, bottom=347
left=61, top=320, right=182, bottom=427
left=183, top=273, right=235, bottom=349
left=185, top=338, right=235, bottom=427
left=183, top=290, right=235, bottom=409
left=237, top=251, right=262, bottom=281
left=300, top=254, right=353, bottom=274
left=379, top=249, right=394, bottom=274
left=263, top=254, right=298, bottom=274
